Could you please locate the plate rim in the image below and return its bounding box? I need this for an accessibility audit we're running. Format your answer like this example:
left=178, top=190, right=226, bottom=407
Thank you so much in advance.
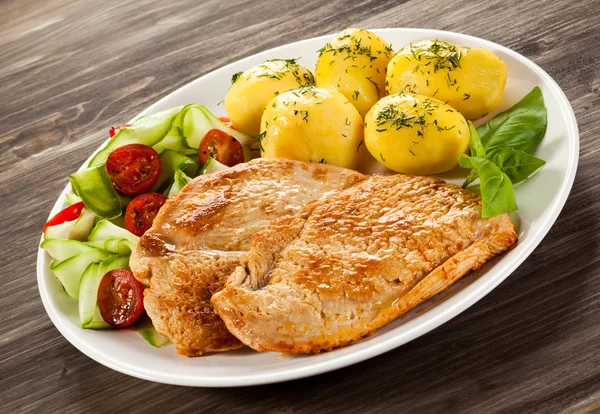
left=36, top=28, right=579, bottom=387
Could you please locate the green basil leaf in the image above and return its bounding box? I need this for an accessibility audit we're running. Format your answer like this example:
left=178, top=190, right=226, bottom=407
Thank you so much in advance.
left=487, top=148, right=546, bottom=184
left=477, top=86, right=547, bottom=154
left=462, top=169, right=479, bottom=189
left=458, top=155, right=518, bottom=218
left=462, top=122, right=486, bottom=188
left=468, top=121, right=486, bottom=157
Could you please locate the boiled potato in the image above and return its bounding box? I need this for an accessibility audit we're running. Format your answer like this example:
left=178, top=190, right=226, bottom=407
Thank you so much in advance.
left=364, top=92, right=470, bottom=175
left=315, top=28, right=393, bottom=118
left=386, top=40, right=507, bottom=120
left=259, top=86, right=364, bottom=169
left=225, top=59, right=315, bottom=136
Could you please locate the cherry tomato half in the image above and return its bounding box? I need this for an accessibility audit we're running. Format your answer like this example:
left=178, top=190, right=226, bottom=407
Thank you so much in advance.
left=108, top=123, right=130, bottom=138
left=124, top=192, right=167, bottom=236
left=97, top=268, right=144, bottom=328
left=42, top=201, right=84, bottom=232
left=199, top=129, right=244, bottom=167
left=106, top=144, right=162, bottom=196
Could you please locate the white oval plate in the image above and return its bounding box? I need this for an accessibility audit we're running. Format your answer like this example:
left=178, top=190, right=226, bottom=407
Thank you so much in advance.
left=37, top=29, right=578, bottom=387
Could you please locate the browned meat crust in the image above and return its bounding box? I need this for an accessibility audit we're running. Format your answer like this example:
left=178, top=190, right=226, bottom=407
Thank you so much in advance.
left=212, top=174, right=517, bottom=353
left=129, top=158, right=365, bottom=356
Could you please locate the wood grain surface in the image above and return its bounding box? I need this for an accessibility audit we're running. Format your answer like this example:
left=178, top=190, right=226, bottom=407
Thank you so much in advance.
left=1, top=0, right=598, bottom=412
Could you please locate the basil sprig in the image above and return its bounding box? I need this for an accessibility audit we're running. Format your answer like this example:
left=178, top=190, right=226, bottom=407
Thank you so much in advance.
left=460, top=86, right=547, bottom=218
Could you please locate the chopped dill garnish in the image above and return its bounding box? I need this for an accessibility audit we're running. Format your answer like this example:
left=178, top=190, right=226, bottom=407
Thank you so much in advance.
left=256, top=130, right=266, bottom=152
left=365, top=76, right=381, bottom=98
left=255, top=59, right=314, bottom=87
left=406, top=40, right=464, bottom=73
left=380, top=152, right=386, bottom=162
left=293, top=109, right=309, bottom=122
left=357, top=140, right=364, bottom=153
left=463, top=93, right=471, bottom=100
left=376, top=104, right=417, bottom=130
left=353, top=90, right=360, bottom=101
left=317, top=31, right=385, bottom=63
left=231, top=72, right=243, bottom=85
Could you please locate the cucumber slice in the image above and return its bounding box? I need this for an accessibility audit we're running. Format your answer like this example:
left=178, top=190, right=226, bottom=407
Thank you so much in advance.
left=51, top=249, right=113, bottom=298
left=41, top=239, right=97, bottom=261
left=69, top=207, right=97, bottom=241
left=172, top=104, right=194, bottom=130
left=166, top=168, right=192, bottom=198
left=88, top=106, right=183, bottom=167
left=88, top=219, right=139, bottom=248
left=199, top=106, right=255, bottom=147
left=152, top=150, right=198, bottom=193
left=152, top=132, right=197, bottom=156
left=43, top=207, right=96, bottom=241
left=44, top=220, right=75, bottom=240
left=86, top=238, right=132, bottom=255
left=79, top=262, right=104, bottom=328
left=183, top=105, right=255, bottom=148
left=79, top=255, right=130, bottom=329
left=200, top=157, right=229, bottom=175
left=65, top=193, right=82, bottom=205
left=136, top=314, right=170, bottom=347
left=243, top=145, right=253, bottom=162
left=70, top=165, right=121, bottom=219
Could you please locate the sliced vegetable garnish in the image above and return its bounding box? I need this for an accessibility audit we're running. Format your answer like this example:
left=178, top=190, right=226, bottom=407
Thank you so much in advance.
left=167, top=169, right=193, bottom=198
left=183, top=105, right=255, bottom=148
left=136, top=314, right=171, bottom=347
left=80, top=256, right=130, bottom=329
left=86, top=238, right=133, bottom=255
left=41, top=239, right=96, bottom=261
left=200, top=157, right=229, bottom=175
left=51, top=248, right=112, bottom=298
left=79, top=262, right=107, bottom=329
left=97, top=268, right=144, bottom=328
left=70, top=165, right=122, bottom=219
left=106, top=144, right=162, bottom=196
left=42, top=202, right=84, bottom=232
left=152, top=150, right=198, bottom=193
left=89, top=106, right=183, bottom=167
left=88, top=219, right=139, bottom=248
left=152, top=129, right=197, bottom=156
left=124, top=192, right=167, bottom=236
left=199, top=129, right=244, bottom=167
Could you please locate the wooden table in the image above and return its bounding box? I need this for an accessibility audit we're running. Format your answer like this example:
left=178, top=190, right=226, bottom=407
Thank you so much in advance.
left=1, top=0, right=598, bottom=412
